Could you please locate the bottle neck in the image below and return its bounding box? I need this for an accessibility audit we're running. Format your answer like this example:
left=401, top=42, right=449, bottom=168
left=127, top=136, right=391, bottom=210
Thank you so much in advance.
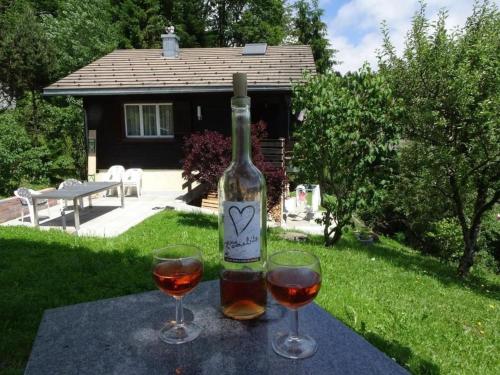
left=231, top=96, right=251, bottom=163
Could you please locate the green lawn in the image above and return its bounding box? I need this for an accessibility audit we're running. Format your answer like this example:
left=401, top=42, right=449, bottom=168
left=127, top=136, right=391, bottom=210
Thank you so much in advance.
left=0, top=210, right=498, bottom=374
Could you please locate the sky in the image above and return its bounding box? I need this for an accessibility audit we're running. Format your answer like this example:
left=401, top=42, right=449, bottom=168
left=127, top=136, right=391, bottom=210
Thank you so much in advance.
left=320, top=0, right=499, bottom=73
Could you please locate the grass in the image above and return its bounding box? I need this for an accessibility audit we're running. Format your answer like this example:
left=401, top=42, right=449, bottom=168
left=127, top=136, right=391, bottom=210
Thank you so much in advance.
left=0, top=210, right=498, bottom=374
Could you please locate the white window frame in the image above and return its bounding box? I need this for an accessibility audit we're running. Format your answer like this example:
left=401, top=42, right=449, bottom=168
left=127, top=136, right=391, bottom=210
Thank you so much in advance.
left=124, top=103, right=174, bottom=138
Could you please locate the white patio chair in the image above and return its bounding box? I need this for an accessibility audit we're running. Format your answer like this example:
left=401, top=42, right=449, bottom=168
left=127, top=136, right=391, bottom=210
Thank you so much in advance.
left=14, top=188, right=50, bottom=224
left=296, top=184, right=307, bottom=209
left=104, top=165, right=125, bottom=196
left=310, top=184, right=321, bottom=213
left=123, top=168, right=143, bottom=197
left=58, top=179, right=84, bottom=209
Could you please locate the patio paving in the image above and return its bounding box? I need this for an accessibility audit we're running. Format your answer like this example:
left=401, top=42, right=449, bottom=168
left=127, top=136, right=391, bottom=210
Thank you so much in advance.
left=1, top=193, right=326, bottom=238
left=280, top=197, right=327, bottom=235
left=1, top=191, right=186, bottom=237
left=281, top=212, right=325, bottom=235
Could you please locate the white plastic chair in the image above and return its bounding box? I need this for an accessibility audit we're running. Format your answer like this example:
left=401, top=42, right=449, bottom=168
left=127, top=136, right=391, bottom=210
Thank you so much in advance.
left=104, top=165, right=125, bottom=196
left=310, top=185, right=321, bottom=213
left=14, top=188, right=50, bottom=224
left=58, top=179, right=84, bottom=209
left=296, top=184, right=307, bottom=209
left=123, top=168, right=143, bottom=197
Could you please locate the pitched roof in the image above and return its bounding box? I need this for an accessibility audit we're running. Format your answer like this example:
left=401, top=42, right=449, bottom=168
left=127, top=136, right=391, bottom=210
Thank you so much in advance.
left=44, top=45, right=315, bottom=96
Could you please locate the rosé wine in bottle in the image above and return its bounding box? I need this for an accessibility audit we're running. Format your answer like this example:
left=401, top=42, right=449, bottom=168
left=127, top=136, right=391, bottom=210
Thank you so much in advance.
left=218, top=73, right=267, bottom=320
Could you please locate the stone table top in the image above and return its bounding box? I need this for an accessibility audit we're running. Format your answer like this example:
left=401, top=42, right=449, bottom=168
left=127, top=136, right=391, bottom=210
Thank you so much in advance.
left=25, top=280, right=408, bottom=375
left=33, top=182, right=121, bottom=200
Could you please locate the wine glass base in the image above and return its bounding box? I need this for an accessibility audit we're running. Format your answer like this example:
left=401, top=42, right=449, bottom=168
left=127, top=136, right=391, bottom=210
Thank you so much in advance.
left=272, top=332, right=318, bottom=359
left=159, top=322, right=201, bottom=344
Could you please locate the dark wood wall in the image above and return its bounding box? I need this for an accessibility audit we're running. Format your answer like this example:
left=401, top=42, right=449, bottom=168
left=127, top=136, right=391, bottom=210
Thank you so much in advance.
left=84, top=91, right=290, bottom=170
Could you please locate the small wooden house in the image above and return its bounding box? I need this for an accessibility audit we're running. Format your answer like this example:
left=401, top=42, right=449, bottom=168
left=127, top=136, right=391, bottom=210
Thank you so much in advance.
left=44, top=29, right=315, bottom=192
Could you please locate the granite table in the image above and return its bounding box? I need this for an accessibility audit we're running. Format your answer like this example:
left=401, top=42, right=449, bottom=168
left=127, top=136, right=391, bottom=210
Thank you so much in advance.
left=25, top=281, right=408, bottom=375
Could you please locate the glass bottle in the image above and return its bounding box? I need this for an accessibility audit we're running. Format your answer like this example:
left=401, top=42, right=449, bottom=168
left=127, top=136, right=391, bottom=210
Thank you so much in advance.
left=218, top=73, right=267, bottom=320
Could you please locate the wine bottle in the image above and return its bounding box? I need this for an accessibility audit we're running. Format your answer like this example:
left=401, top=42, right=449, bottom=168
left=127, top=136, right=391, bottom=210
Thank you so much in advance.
left=218, top=73, right=267, bottom=320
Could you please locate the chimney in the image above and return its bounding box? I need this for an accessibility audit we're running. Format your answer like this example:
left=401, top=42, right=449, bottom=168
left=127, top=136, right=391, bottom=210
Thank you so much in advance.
left=161, top=26, right=179, bottom=58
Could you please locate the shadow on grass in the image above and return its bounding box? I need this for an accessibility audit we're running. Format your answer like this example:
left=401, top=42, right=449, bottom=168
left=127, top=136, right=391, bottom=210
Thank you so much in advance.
left=362, top=329, right=440, bottom=375
left=175, top=211, right=218, bottom=230
left=0, top=236, right=219, bottom=374
left=301, top=232, right=499, bottom=301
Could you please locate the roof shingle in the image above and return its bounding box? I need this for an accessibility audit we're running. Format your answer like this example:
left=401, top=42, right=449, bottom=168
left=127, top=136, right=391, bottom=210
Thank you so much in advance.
left=44, top=45, right=315, bottom=96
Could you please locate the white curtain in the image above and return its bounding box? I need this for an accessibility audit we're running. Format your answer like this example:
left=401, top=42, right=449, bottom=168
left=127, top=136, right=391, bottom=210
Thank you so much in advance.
left=126, top=106, right=140, bottom=136
left=159, top=105, right=173, bottom=135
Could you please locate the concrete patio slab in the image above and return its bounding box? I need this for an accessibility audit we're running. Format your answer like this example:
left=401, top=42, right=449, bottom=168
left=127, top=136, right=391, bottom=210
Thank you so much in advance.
left=1, top=191, right=186, bottom=237
left=281, top=197, right=328, bottom=235
left=2, top=192, right=327, bottom=238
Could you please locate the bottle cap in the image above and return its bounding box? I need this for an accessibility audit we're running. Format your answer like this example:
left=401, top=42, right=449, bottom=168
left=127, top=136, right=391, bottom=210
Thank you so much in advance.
left=233, top=73, right=247, bottom=97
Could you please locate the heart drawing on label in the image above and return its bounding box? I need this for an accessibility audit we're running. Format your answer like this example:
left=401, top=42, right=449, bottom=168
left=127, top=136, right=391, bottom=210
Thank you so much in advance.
left=228, top=205, right=256, bottom=236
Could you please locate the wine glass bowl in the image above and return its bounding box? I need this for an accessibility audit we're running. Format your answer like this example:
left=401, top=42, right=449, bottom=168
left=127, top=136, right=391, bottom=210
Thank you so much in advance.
left=152, top=245, right=203, bottom=344
left=266, top=250, right=322, bottom=359
left=153, top=257, right=203, bottom=297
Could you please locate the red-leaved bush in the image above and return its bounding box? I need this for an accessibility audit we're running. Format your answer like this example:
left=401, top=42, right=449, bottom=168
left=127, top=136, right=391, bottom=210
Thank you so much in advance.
left=182, top=121, right=287, bottom=212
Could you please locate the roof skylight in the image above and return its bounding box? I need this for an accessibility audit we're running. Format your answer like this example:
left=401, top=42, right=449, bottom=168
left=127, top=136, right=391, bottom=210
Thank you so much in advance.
left=242, top=43, right=267, bottom=56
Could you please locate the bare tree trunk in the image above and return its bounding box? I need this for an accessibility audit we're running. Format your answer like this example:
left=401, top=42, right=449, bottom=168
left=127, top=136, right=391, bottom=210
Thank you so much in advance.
left=451, top=174, right=499, bottom=277
left=217, top=1, right=226, bottom=47
left=323, top=210, right=332, bottom=246
left=328, top=226, right=343, bottom=246
left=458, top=223, right=481, bottom=277
left=324, top=213, right=343, bottom=247
left=458, top=244, right=475, bottom=277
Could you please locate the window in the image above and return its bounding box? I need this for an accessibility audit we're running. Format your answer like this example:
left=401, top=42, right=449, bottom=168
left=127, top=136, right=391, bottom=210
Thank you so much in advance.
left=124, top=103, right=174, bottom=138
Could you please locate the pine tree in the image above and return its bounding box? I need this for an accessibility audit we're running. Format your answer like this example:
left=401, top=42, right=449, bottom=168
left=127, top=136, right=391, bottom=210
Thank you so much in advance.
left=232, top=0, right=287, bottom=46
left=293, top=0, right=336, bottom=73
left=207, top=0, right=246, bottom=47
left=0, top=1, right=54, bottom=108
left=43, top=0, right=119, bottom=79
left=167, top=0, right=210, bottom=47
left=111, top=0, right=166, bottom=48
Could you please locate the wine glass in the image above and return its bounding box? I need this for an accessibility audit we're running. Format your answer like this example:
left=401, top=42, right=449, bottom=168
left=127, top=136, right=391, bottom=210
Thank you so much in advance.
left=152, top=245, right=203, bottom=344
left=266, top=250, right=322, bottom=359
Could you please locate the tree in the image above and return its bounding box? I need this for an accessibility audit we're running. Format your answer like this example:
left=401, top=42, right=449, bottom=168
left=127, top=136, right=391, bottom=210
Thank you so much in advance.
left=206, top=0, right=245, bottom=47
left=292, top=67, right=400, bottom=246
left=164, top=0, right=211, bottom=47
left=0, top=110, right=50, bottom=195
left=111, top=0, right=166, bottom=48
left=378, top=1, right=500, bottom=276
left=293, top=0, right=336, bottom=73
left=207, top=0, right=287, bottom=47
left=0, top=1, right=55, bottom=136
left=232, top=0, right=287, bottom=46
left=43, top=0, right=119, bottom=79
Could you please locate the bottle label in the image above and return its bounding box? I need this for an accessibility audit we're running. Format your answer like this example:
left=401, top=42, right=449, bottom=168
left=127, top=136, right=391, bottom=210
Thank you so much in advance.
left=223, top=201, right=261, bottom=262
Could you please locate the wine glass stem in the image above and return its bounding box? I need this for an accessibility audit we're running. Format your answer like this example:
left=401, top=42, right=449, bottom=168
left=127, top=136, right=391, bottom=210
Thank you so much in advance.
left=290, top=309, right=299, bottom=339
left=175, top=296, right=184, bottom=326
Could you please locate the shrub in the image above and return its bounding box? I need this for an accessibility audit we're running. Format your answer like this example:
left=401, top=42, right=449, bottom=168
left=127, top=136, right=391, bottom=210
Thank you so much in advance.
left=182, top=121, right=287, bottom=212
left=292, top=67, right=400, bottom=246
left=424, top=218, right=463, bottom=262
left=0, top=111, right=51, bottom=196
left=422, top=212, right=500, bottom=273
left=0, top=95, right=85, bottom=197
left=182, top=130, right=231, bottom=192
left=478, top=210, right=500, bottom=272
